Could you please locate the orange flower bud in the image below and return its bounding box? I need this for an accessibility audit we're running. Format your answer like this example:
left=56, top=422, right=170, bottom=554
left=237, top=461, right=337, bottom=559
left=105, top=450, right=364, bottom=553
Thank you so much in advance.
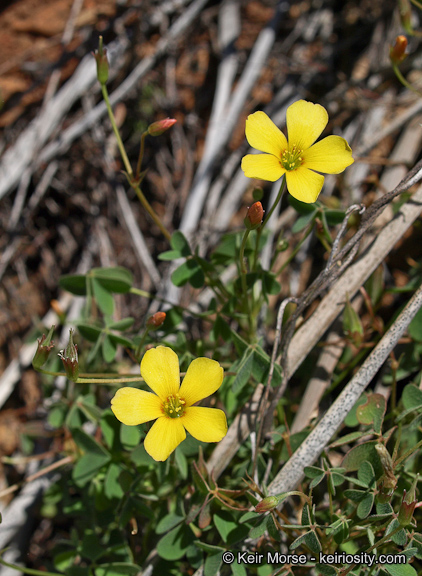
left=147, top=312, right=166, bottom=328
left=244, top=201, right=264, bottom=230
left=148, top=118, right=177, bottom=137
left=390, top=35, right=408, bottom=65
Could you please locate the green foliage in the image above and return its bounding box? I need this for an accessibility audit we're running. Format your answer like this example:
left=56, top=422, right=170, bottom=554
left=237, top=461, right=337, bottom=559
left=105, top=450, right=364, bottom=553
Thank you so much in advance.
left=28, top=103, right=422, bottom=576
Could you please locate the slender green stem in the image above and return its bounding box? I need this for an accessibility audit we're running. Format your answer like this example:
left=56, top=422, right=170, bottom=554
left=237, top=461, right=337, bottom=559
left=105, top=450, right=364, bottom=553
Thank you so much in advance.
left=76, top=376, right=144, bottom=385
left=136, top=131, right=148, bottom=180
left=394, top=437, right=422, bottom=468
left=129, top=287, right=215, bottom=321
left=132, top=183, right=172, bottom=241
left=239, top=230, right=250, bottom=277
left=135, top=325, right=151, bottom=360
left=274, top=224, right=313, bottom=274
left=261, top=175, right=286, bottom=230
left=393, top=63, right=422, bottom=97
left=101, top=85, right=171, bottom=242
left=101, top=85, right=133, bottom=176
left=239, top=229, right=253, bottom=334
left=252, top=176, right=286, bottom=271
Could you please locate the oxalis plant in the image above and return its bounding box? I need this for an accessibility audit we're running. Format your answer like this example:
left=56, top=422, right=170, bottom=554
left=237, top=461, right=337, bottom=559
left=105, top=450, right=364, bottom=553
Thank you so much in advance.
left=4, top=35, right=422, bottom=576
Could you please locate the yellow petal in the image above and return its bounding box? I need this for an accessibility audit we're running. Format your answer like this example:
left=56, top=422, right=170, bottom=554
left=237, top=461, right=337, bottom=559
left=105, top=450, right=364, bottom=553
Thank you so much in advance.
left=111, top=387, right=163, bottom=425
left=144, top=416, right=186, bottom=461
left=179, top=357, right=224, bottom=406
left=286, top=168, right=325, bottom=204
left=182, top=407, right=227, bottom=442
left=286, top=100, right=328, bottom=151
left=245, top=111, right=288, bottom=157
left=140, top=346, right=180, bottom=400
left=241, top=153, right=285, bottom=182
left=302, top=136, right=354, bottom=174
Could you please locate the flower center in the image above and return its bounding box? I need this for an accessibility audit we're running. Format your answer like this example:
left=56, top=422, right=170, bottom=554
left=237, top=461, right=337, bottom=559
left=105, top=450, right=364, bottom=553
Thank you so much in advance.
left=281, top=146, right=303, bottom=171
left=163, top=394, right=186, bottom=418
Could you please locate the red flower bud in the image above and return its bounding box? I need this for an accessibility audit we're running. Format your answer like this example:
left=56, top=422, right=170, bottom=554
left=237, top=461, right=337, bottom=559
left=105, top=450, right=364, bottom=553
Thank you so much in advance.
left=390, top=35, right=408, bottom=65
left=244, top=202, right=264, bottom=230
left=148, top=118, right=177, bottom=137
left=147, top=312, right=166, bottom=328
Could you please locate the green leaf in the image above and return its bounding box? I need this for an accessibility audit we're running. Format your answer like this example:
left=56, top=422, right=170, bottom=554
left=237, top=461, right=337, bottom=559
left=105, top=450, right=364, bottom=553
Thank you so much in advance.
left=292, top=210, right=317, bottom=233
left=289, top=195, right=319, bottom=214
left=54, top=550, right=77, bottom=571
left=59, top=274, right=87, bottom=295
left=343, top=489, right=368, bottom=502
left=94, top=563, right=142, bottom=576
left=342, top=441, right=383, bottom=477
left=171, top=260, right=205, bottom=288
left=71, top=429, right=111, bottom=487
left=175, top=447, right=188, bottom=479
left=304, top=530, right=321, bottom=554
left=76, top=323, right=102, bottom=342
left=383, top=563, right=417, bottom=576
left=231, top=347, right=254, bottom=394
left=231, top=561, right=248, bottom=576
left=107, top=333, right=134, bottom=348
left=81, top=531, right=104, bottom=561
left=324, top=209, right=346, bottom=226
left=402, top=384, right=422, bottom=410
left=72, top=429, right=110, bottom=457
left=357, top=492, right=374, bottom=519
left=358, top=460, right=376, bottom=488
left=408, top=306, right=422, bottom=341
left=315, top=564, right=337, bottom=576
left=156, top=513, right=184, bottom=535
left=249, top=518, right=268, bottom=539
left=92, top=278, right=114, bottom=315
left=104, top=463, right=125, bottom=499
left=304, top=466, right=323, bottom=478
left=204, top=550, right=223, bottom=576
left=107, top=318, right=135, bottom=331
left=356, top=393, right=386, bottom=434
left=156, top=524, right=193, bottom=560
left=158, top=250, right=184, bottom=261
left=309, top=472, right=325, bottom=489
left=77, top=396, right=102, bottom=423
left=101, top=410, right=121, bottom=451
left=261, top=271, right=281, bottom=295
left=102, top=335, right=117, bottom=363
left=120, top=424, right=142, bottom=451
left=171, top=231, right=191, bottom=255
left=386, top=518, right=407, bottom=546
left=91, top=267, right=133, bottom=293
left=214, top=512, right=239, bottom=543
left=73, top=454, right=110, bottom=487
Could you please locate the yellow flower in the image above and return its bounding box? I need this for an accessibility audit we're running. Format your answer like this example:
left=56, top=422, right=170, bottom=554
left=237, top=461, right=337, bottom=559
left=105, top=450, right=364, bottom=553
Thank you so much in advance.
left=241, top=100, right=354, bottom=204
left=111, top=346, right=227, bottom=461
